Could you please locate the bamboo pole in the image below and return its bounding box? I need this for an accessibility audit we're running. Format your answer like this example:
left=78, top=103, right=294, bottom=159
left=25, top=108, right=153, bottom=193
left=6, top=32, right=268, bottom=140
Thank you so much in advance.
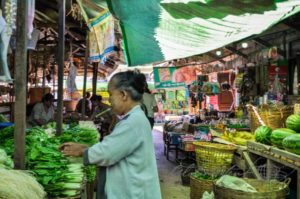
left=92, top=62, right=98, bottom=96
left=56, top=0, right=66, bottom=135
left=81, top=35, right=89, bottom=119
left=13, top=0, right=28, bottom=170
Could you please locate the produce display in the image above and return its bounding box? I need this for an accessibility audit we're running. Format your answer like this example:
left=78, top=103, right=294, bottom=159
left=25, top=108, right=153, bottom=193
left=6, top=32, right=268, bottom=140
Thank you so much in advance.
left=221, top=131, right=254, bottom=146
left=191, top=171, right=219, bottom=180
left=0, top=168, right=46, bottom=199
left=0, top=148, right=13, bottom=169
left=270, top=128, right=296, bottom=149
left=286, top=114, right=300, bottom=132
left=0, top=123, right=100, bottom=197
left=255, top=126, right=272, bottom=145
left=0, top=114, right=9, bottom=122
left=282, top=134, right=300, bottom=155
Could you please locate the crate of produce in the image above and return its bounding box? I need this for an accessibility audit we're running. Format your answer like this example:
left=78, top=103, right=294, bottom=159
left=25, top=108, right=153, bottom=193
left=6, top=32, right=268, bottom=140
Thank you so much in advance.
left=193, top=142, right=236, bottom=176
left=190, top=172, right=217, bottom=199
left=213, top=177, right=290, bottom=199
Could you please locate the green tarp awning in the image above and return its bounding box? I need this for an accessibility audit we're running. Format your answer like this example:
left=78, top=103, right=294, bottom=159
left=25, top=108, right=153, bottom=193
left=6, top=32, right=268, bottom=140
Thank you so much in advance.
left=106, top=0, right=300, bottom=66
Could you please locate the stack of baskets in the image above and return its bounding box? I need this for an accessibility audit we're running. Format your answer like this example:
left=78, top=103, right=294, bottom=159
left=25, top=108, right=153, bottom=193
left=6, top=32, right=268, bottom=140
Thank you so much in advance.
left=190, top=142, right=236, bottom=199
left=247, top=104, right=293, bottom=132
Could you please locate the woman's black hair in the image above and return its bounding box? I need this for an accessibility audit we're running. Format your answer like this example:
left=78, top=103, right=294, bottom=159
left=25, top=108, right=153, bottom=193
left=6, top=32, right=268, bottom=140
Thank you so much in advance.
left=111, top=70, right=145, bottom=101
left=42, top=93, right=54, bottom=102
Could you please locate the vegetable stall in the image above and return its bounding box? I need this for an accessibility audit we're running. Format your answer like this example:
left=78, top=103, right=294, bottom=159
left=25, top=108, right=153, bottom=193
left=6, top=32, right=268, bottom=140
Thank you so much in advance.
left=0, top=122, right=99, bottom=198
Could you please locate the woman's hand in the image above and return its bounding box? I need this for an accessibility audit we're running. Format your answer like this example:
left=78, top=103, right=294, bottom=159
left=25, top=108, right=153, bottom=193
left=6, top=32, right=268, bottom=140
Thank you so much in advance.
left=59, top=142, right=88, bottom=157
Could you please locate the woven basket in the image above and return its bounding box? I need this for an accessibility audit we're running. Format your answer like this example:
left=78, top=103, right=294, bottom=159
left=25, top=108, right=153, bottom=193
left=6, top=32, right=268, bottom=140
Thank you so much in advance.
left=213, top=178, right=290, bottom=199
left=247, top=105, right=293, bottom=132
left=190, top=175, right=214, bottom=199
left=193, top=142, right=236, bottom=176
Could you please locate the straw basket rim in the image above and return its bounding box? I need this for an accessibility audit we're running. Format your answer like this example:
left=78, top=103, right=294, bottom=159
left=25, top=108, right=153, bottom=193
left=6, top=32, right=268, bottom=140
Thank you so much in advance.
left=193, top=141, right=237, bottom=151
left=213, top=178, right=290, bottom=195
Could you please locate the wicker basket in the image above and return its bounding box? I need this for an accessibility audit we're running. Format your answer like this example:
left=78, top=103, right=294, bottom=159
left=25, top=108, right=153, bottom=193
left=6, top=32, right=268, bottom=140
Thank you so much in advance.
left=213, top=178, right=290, bottom=199
left=193, top=142, right=236, bottom=176
left=247, top=105, right=293, bottom=132
left=190, top=175, right=214, bottom=199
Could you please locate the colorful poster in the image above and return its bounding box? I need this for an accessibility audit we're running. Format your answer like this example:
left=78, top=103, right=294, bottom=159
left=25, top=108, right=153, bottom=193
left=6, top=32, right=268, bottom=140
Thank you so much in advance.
left=153, top=66, right=196, bottom=88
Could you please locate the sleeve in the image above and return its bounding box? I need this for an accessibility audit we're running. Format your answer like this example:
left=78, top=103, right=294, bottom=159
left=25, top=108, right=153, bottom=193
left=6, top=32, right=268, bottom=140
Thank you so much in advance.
left=84, top=121, right=142, bottom=166
left=33, top=104, right=41, bottom=120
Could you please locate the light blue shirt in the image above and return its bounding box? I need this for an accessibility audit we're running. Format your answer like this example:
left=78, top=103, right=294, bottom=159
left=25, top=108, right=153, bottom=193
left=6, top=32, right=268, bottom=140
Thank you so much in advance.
left=84, top=105, right=162, bottom=199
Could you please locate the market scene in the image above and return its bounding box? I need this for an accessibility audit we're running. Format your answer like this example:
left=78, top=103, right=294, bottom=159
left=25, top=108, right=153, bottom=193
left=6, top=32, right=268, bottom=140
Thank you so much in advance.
left=1, top=0, right=300, bottom=199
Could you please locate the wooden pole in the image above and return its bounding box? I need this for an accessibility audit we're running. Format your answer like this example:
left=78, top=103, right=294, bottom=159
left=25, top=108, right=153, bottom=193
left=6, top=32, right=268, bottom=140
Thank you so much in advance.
left=92, top=63, right=98, bottom=95
left=81, top=36, right=89, bottom=119
left=14, top=0, right=28, bottom=170
left=56, top=0, right=65, bottom=135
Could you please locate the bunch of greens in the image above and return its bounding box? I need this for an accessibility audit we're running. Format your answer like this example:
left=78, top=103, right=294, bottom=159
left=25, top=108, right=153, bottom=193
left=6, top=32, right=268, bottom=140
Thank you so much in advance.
left=0, top=114, right=9, bottom=122
left=191, top=171, right=219, bottom=180
left=0, top=126, right=84, bottom=197
left=52, top=125, right=99, bottom=183
left=55, top=126, right=99, bottom=145
left=0, top=148, right=13, bottom=169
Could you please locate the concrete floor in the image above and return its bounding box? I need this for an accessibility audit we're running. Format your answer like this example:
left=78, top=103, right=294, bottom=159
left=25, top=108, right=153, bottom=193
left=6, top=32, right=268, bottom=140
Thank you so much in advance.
left=153, top=125, right=190, bottom=199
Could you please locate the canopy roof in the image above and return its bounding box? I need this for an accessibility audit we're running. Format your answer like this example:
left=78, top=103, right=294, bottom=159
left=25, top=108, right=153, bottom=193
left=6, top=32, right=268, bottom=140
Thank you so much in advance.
left=107, top=0, right=300, bottom=66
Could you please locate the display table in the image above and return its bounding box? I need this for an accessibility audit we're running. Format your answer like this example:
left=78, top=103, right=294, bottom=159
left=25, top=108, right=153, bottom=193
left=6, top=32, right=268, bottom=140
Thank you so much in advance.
left=164, top=131, right=185, bottom=160
left=247, top=141, right=300, bottom=199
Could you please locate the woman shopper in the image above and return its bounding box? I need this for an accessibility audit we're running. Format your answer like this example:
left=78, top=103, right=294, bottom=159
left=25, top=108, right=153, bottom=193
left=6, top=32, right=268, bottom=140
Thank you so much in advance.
left=60, top=70, right=162, bottom=199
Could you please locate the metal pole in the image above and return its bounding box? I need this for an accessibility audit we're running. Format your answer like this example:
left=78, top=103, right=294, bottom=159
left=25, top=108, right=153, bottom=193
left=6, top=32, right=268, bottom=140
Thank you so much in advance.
left=81, top=36, right=89, bottom=119
left=92, top=62, right=98, bottom=95
left=14, top=0, right=28, bottom=170
left=56, top=0, right=65, bottom=135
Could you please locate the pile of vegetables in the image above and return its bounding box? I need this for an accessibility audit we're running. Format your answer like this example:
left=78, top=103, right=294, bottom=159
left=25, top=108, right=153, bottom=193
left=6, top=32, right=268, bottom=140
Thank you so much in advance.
left=0, top=148, right=13, bottom=169
left=191, top=171, right=219, bottom=180
left=254, top=114, right=300, bottom=155
left=51, top=125, right=99, bottom=183
left=0, top=168, right=46, bottom=199
left=54, top=126, right=99, bottom=145
left=0, top=125, right=85, bottom=197
left=0, top=114, right=9, bottom=122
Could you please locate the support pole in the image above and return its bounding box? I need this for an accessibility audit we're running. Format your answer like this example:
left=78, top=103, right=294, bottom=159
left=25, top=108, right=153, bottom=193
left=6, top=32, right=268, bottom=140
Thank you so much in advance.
left=92, top=63, right=98, bottom=95
left=14, top=0, right=28, bottom=170
left=56, top=0, right=65, bottom=135
left=81, top=36, right=89, bottom=119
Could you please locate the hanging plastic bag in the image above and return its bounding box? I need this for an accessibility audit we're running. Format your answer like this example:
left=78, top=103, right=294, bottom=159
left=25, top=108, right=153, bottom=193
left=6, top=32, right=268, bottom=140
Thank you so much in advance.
left=66, top=62, right=78, bottom=93
left=202, top=191, right=214, bottom=199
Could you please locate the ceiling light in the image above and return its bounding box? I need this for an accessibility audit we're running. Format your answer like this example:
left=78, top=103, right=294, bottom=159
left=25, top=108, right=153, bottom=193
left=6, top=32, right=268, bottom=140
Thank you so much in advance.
left=242, top=42, right=248, bottom=48
left=216, top=50, right=222, bottom=56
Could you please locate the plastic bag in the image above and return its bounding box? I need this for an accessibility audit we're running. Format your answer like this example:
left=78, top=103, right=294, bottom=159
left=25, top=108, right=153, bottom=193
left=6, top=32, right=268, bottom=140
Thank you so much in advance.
left=202, top=191, right=214, bottom=199
left=216, top=175, right=257, bottom=193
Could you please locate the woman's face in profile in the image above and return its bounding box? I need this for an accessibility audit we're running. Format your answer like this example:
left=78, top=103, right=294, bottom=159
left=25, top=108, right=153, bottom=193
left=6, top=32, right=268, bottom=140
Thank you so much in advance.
left=108, top=79, right=124, bottom=115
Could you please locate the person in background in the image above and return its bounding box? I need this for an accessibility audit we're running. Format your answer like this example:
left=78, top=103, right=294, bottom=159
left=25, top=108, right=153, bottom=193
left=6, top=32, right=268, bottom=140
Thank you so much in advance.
left=142, top=75, right=158, bottom=128
left=60, top=70, right=162, bottom=199
left=90, top=95, right=116, bottom=139
left=29, top=93, right=55, bottom=126
left=76, top=92, right=92, bottom=116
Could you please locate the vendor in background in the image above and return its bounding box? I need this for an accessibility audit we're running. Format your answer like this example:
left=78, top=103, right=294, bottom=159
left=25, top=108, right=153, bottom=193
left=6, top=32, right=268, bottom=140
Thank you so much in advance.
left=60, top=70, right=162, bottom=199
left=90, top=95, right=117, bottom=139
left=142, top=75, right=158, bottom=128
left=29, top=93, right=55, bottom=126
left=76, top=92, right=92, bottom=116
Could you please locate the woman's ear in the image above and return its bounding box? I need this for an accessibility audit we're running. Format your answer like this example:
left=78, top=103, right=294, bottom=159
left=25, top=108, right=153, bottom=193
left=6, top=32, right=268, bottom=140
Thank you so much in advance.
left=121, top=90, right=128, bottom=101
